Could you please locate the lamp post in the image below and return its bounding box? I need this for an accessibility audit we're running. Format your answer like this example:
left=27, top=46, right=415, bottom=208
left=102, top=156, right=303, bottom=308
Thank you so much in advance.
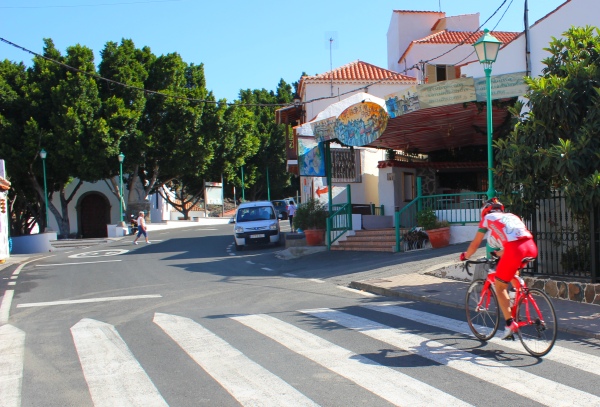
left=39, top=149, right=49, bottom=231
left=473, top=29, right=502, bottom=199
left=118, top=152, right=125, bottom=225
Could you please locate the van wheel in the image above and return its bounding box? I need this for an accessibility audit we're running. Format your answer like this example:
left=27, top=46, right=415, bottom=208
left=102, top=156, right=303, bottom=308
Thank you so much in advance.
left=235, top=243, right=243, bottom=251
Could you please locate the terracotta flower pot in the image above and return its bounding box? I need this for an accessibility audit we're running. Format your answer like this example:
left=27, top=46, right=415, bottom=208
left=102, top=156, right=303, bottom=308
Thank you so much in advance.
left=304, top=229, right=325, bottom=246
left=426, top=227, right=450, bottom=248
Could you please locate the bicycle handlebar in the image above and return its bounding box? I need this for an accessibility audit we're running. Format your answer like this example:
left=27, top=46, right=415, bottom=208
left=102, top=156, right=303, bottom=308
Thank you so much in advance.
left=462, top=256, right=498, bottom=277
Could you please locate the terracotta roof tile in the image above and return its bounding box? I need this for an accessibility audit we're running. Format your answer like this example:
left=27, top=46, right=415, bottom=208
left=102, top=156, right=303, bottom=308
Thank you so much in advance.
left=304, top=60, right=416, bottom=82
left=417, top=30, right=520, bottom=46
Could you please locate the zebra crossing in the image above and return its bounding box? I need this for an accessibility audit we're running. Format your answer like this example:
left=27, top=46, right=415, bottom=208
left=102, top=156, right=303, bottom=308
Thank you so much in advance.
left=2, top=303, right=600, bottom=406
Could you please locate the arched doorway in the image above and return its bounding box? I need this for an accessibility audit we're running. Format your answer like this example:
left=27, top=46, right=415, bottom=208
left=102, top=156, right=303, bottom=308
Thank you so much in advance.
left=79, top=193, right=110, bottom=238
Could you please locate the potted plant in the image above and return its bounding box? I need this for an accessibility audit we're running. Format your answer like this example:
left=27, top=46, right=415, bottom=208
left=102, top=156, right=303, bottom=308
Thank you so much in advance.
left=293, top=198, right=328, bottom=246
left=416, top=207, right=450, bottom=248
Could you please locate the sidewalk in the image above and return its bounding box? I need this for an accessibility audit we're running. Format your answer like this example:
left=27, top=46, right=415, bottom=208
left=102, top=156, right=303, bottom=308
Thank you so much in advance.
left=351, top=260, right=600, bottom=340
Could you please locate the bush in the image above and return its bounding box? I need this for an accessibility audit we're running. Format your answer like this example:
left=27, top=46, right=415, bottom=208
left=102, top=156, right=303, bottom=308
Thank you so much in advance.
left=293, top=198, right=328, bottom=231
left=416, top=208, right=449, bottom=230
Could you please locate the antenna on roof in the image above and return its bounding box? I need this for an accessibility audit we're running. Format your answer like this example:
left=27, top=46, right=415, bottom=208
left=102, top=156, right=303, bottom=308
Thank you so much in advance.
left=324, top=31, right=338, bottom=97
left=439, top=0, right=442, bottom=12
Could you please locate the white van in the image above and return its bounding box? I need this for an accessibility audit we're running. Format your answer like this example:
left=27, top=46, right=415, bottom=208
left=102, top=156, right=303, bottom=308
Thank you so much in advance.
left=231, top=201, right=281, bottom=250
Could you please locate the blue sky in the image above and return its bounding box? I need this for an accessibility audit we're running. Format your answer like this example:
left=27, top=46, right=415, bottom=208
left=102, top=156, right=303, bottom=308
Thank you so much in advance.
left=1, top=0, right=567, bottom=101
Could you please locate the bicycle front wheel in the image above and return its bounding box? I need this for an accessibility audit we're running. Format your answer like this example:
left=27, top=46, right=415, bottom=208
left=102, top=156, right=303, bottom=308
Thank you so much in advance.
left=465, top=279, right=500, bottom=340
left=516, top=288, right=557, bottom=357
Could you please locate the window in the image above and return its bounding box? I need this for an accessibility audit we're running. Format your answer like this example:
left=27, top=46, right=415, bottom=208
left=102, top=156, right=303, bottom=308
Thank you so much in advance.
left=331, top=149, right=361, bottom=183
left=426, top=64, right=457, bottom=83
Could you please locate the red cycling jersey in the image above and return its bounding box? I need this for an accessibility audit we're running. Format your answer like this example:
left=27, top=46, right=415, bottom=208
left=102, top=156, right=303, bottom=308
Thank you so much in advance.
left=478, top=212, right=536, bottom=282
left=478, top=212, right=532, bottom=248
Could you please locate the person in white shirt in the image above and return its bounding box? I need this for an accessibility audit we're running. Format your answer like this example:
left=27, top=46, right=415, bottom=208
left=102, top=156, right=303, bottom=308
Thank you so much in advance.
left=287, top=201, right=297, bottom=232
left=133, top=211, right=150, bottom=245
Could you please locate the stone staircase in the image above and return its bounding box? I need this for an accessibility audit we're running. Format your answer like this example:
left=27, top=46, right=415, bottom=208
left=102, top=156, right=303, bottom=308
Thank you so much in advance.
left=331, top=228, right=404, bottom=252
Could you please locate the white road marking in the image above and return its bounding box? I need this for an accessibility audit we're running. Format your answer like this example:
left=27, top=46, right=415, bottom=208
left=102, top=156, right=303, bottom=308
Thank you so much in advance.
left=283, top=273, right=297, bottom=277
left=69, top=249, right=128, bottom=258
left=308, top=278, right=325, bottom=283
left=364, top=303, right=600, bottom=378
left=7, top=282, right=15, bottom=286
left=71, top=319, right=168, bottom=407
left=261, top=267, right=273, bottom=272
left=36, top=260, right=122, bottom=267
left=0, top=324, right=25, bottom=407
left=17, top=294, right=162, bottom=308
left=303, top=308, right=600, bottom=406
left=0, top=290, right=14, bottom=324
left=153, top=313, right=318, bottom=407
left=232, top=314, right=472, bottom=407
left=246, top=261, right=255, bottom=264
left=336, top=286, right=378, bottom=297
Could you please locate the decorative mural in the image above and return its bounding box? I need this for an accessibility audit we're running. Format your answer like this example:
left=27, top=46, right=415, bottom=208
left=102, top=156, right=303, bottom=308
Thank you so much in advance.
left=298, top=137, right=325, bottom=177
left=334, top=102, right=388, bottom=147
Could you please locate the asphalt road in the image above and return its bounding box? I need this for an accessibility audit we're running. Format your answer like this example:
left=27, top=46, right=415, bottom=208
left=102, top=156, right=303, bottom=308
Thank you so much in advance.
left=2, top=224, right=600, bottom=406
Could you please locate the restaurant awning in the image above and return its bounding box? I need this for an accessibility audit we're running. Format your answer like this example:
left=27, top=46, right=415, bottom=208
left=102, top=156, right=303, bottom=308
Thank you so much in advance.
left=367, top=99, right=512, bottom=154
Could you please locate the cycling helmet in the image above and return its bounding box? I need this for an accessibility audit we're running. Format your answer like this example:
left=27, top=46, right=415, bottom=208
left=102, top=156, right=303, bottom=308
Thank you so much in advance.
left=481, top=197, right=504, bottom=217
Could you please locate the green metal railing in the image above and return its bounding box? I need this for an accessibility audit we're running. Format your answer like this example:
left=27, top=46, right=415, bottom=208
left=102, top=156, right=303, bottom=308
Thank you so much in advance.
left=326, top=185, right=352, bottom=249
left=394, top=188, right=488, bottom=252
left=370, top=203, right=384, bottom=216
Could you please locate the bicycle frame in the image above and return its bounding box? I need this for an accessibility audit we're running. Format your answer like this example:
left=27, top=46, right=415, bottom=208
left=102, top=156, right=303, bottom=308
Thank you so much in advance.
left=464, top=256, right=556, bottom=356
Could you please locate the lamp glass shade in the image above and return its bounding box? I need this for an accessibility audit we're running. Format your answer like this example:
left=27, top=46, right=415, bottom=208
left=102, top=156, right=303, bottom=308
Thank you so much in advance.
left=39, top=149, right=47, bottom=160
left=118, top=152, right=125, bottom=163
left=473, top=29, right=502, bottom=64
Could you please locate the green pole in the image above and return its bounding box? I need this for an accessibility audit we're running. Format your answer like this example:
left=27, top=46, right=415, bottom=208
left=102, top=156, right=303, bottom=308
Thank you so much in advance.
left=40, top=150, right=49, bottom=230
left=266, top=167, right=270, bottom=201
left=241, top=166, right=245, bottom=201
left=118, top=152, right=125, bottom=224
left=485, top=66, right=495, bottom=199
left=325, top=142, right=332, bottom=213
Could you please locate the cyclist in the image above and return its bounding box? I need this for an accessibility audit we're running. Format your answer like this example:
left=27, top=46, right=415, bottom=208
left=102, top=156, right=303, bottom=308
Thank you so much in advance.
left=460, top=198, right=538, bottom=339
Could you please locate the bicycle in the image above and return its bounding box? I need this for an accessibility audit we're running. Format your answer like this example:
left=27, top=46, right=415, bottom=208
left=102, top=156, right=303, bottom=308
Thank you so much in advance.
left=463, top=256, right=557, bottom=357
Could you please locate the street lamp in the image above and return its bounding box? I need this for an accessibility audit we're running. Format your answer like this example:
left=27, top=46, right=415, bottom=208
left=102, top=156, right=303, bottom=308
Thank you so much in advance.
left=473, top=29, right=502, bottom=199
left=118, top=152, right=125, bottom=225
left=39, top=149, right=49, bottom=231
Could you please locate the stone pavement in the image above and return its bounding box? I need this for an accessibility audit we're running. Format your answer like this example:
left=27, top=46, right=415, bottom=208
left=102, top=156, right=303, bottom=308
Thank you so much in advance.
left=351, top=255, right=600, bottom=341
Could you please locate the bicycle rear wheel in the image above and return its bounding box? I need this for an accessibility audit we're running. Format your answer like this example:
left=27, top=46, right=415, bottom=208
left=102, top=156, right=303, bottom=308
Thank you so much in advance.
left=465, top=279, right=500, bottom=340
left=516, top=288, right=557, bottom=357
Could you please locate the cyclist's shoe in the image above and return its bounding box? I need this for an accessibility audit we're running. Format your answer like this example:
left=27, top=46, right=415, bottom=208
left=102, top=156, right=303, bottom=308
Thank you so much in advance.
left=501, top=321, right=519, bottom=340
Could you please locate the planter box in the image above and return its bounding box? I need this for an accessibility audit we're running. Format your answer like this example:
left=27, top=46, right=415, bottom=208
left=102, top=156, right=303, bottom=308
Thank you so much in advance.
left=11, top=232, right=58, bottom=254
left=426, top=227, right=450, bottom=248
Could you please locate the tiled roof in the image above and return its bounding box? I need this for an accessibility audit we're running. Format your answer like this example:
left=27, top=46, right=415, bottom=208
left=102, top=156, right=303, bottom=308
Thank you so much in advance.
left=417, top=30, right=520, bottom=45
left=303, top=60, right=416, bottom=82
left=392, top=10, right=444, bottom=14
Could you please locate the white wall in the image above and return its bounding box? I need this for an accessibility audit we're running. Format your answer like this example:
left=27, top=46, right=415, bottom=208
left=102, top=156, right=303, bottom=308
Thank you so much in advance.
left=461, top=0, right=593, bottom=79
left=302, top=82, right=414, bottom=123
left=386, top=11, right=445, bottom=73
left=46, top=179, right=127, bottom=234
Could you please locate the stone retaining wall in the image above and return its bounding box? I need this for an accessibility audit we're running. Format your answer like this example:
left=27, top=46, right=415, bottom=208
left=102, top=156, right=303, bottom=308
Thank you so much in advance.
left=429, top=262, right=600, bottom=306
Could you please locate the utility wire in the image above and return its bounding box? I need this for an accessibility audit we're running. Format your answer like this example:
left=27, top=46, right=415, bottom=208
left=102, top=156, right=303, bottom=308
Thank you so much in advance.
left=0, top=37, right=289, bottom=108
left=0, top=0, right=184, bottom=9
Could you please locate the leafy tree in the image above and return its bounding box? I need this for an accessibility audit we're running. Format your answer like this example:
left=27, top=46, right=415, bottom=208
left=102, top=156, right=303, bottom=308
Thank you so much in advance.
left=0, top=60, right=42, bottom=236
left=495, top=26, right=600, bottom=216
left=97, top=39, right=152, bottom=217
left=0, top=39, right=112, bottom=237
left=237, top=79, right=296, bottom=201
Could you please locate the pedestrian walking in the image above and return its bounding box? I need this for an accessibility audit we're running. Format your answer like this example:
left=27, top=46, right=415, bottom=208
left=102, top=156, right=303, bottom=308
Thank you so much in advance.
left=133, top=211, right=150, bottom=245
left=288, top=201, right=297, bottom=232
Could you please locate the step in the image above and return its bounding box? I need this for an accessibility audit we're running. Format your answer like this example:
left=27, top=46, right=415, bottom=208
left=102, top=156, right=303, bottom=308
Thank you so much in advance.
left=331, top=245, right=395, bottom=252
left=344, top=235, right=397, bottom=243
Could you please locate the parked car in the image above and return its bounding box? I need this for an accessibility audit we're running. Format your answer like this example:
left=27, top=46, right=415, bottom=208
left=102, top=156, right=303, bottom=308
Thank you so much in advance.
left=231, top=201, right=281, bottom=250
left=271, top=200, right=290, bottom=220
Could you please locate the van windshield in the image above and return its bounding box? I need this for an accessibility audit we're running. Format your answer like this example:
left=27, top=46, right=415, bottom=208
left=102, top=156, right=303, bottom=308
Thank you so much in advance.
left=236, top=206, right=276, bottom=222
